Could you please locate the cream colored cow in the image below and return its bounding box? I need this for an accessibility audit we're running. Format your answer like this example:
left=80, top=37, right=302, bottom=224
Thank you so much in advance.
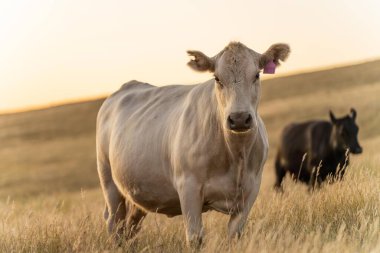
left=96, top=42, right=290, bottom=246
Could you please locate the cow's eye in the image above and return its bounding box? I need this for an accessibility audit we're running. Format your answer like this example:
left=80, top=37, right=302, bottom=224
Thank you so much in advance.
left=215, top=76, right=223, bottom=88
left=255, top=72, right=260, bottom=80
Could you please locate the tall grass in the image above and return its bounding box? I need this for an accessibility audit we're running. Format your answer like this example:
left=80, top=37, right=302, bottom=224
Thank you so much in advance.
left=1, top=159, right=379, bottom=253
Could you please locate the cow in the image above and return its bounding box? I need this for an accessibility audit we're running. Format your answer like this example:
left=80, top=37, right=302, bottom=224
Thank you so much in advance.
left=274, top=109, right=362, bottom=190
left=96, top=42, right=290, bottom=246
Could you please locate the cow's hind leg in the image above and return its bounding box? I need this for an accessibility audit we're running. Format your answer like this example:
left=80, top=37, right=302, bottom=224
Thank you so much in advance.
left=97, top=159, right=126, bottom=240
left=125, top=201, right=147, bottom=239
left=274, top=155, right=286, bottom=191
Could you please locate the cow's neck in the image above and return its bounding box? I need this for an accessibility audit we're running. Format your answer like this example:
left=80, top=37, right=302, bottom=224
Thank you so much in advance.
left=328, top=127, right=346, bottom=155
left=219, top=115, right=256, bottom=191
left=193, top=81, right=256, bottom=174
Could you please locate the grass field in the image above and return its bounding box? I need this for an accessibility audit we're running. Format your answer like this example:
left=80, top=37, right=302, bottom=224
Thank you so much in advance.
left=0, top=60, right=379, bottom=252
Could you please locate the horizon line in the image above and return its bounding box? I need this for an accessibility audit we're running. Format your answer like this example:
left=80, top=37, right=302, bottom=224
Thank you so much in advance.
left=1, top=56, right=379, bottom=116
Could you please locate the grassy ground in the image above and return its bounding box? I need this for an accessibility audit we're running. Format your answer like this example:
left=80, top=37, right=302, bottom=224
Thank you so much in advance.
left=0, top=60, right=379, bottom=252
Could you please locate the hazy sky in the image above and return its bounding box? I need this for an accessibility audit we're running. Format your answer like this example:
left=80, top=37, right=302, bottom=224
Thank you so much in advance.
left=1, top=0, right=380, bottom=112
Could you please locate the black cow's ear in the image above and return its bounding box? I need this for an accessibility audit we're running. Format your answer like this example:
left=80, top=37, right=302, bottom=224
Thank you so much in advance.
left=350, top=108, right=357, bottom=121
left=329, top=110, right=337, bottom=124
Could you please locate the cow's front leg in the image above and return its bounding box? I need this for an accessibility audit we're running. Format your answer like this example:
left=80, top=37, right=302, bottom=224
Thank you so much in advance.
left=177, top=176, right=204, bottom=247
left=228, top=184, right=260, bottom=239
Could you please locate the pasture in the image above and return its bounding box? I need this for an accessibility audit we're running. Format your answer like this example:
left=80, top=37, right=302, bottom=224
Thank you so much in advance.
left=0, top=60, right=379, bottom=252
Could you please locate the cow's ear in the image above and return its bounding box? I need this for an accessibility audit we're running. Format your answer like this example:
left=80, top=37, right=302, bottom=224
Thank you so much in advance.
left=350, top=108, right=357, bottom=121
left=259, top=43, right=290, bottom=69
left=329, top=110, right=337, bottom=124
left=187, top=50, right=215, bottom=72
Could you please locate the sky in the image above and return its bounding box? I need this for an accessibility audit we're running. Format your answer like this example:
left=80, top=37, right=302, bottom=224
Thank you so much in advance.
left=1, top=0, right=380, bottom=112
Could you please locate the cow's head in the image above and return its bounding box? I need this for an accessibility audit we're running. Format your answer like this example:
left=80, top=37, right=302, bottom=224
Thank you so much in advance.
left=187, top=42, right=290, bottom=136
left=329, top=108, right=363, bottom=154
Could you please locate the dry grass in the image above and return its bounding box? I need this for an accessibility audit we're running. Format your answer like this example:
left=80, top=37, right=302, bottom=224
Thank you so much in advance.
left=0, top=60, right=379, bottom=252
left=1, top=160, right=378, bottom=253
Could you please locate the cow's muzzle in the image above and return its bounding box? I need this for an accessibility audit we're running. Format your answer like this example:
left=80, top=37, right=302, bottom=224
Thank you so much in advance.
left=351, top=145, right=363, bottom=154
left=227, top=112, right=253, bottom=133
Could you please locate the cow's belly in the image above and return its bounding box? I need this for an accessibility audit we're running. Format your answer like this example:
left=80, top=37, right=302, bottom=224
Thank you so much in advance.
left=112, top=162, right=258, bottom=217
left=111, top=157, right=182, bottom=216
left=203, top=173, right=257, bottom=215
left=206, top=199, right=240, bottom=215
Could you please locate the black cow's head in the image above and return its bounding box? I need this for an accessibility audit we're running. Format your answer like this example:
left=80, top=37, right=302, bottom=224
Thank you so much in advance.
left=329, top=108, right=363, bottom=154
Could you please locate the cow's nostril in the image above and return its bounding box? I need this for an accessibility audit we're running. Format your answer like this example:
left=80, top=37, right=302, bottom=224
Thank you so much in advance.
left=245, top=114, right=252, bottom=125
left=228, top=116, right=235, bottom=128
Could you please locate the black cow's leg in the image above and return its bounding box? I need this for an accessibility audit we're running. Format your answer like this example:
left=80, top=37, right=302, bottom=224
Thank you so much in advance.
left=307, top=157, right=323, bottom=191
left=274, top=157, right=286, bottom=191
left=309, top=166, right=323, bottom=191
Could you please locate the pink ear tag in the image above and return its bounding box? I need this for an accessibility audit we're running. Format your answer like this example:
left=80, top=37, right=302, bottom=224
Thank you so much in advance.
left=263, top=60, right=276, bottom=74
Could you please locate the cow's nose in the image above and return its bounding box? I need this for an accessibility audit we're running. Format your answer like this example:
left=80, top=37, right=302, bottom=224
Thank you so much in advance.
left=227, top=112, right=252, bottom=131
left=353, top=146, right=363, bottom=154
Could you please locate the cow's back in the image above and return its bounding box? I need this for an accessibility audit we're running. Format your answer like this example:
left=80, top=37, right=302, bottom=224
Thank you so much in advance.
left=97, top=80, right=193, bottom=150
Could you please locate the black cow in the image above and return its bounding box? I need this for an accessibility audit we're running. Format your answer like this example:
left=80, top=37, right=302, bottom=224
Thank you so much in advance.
left=274, top=108, right=362, bottom=190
